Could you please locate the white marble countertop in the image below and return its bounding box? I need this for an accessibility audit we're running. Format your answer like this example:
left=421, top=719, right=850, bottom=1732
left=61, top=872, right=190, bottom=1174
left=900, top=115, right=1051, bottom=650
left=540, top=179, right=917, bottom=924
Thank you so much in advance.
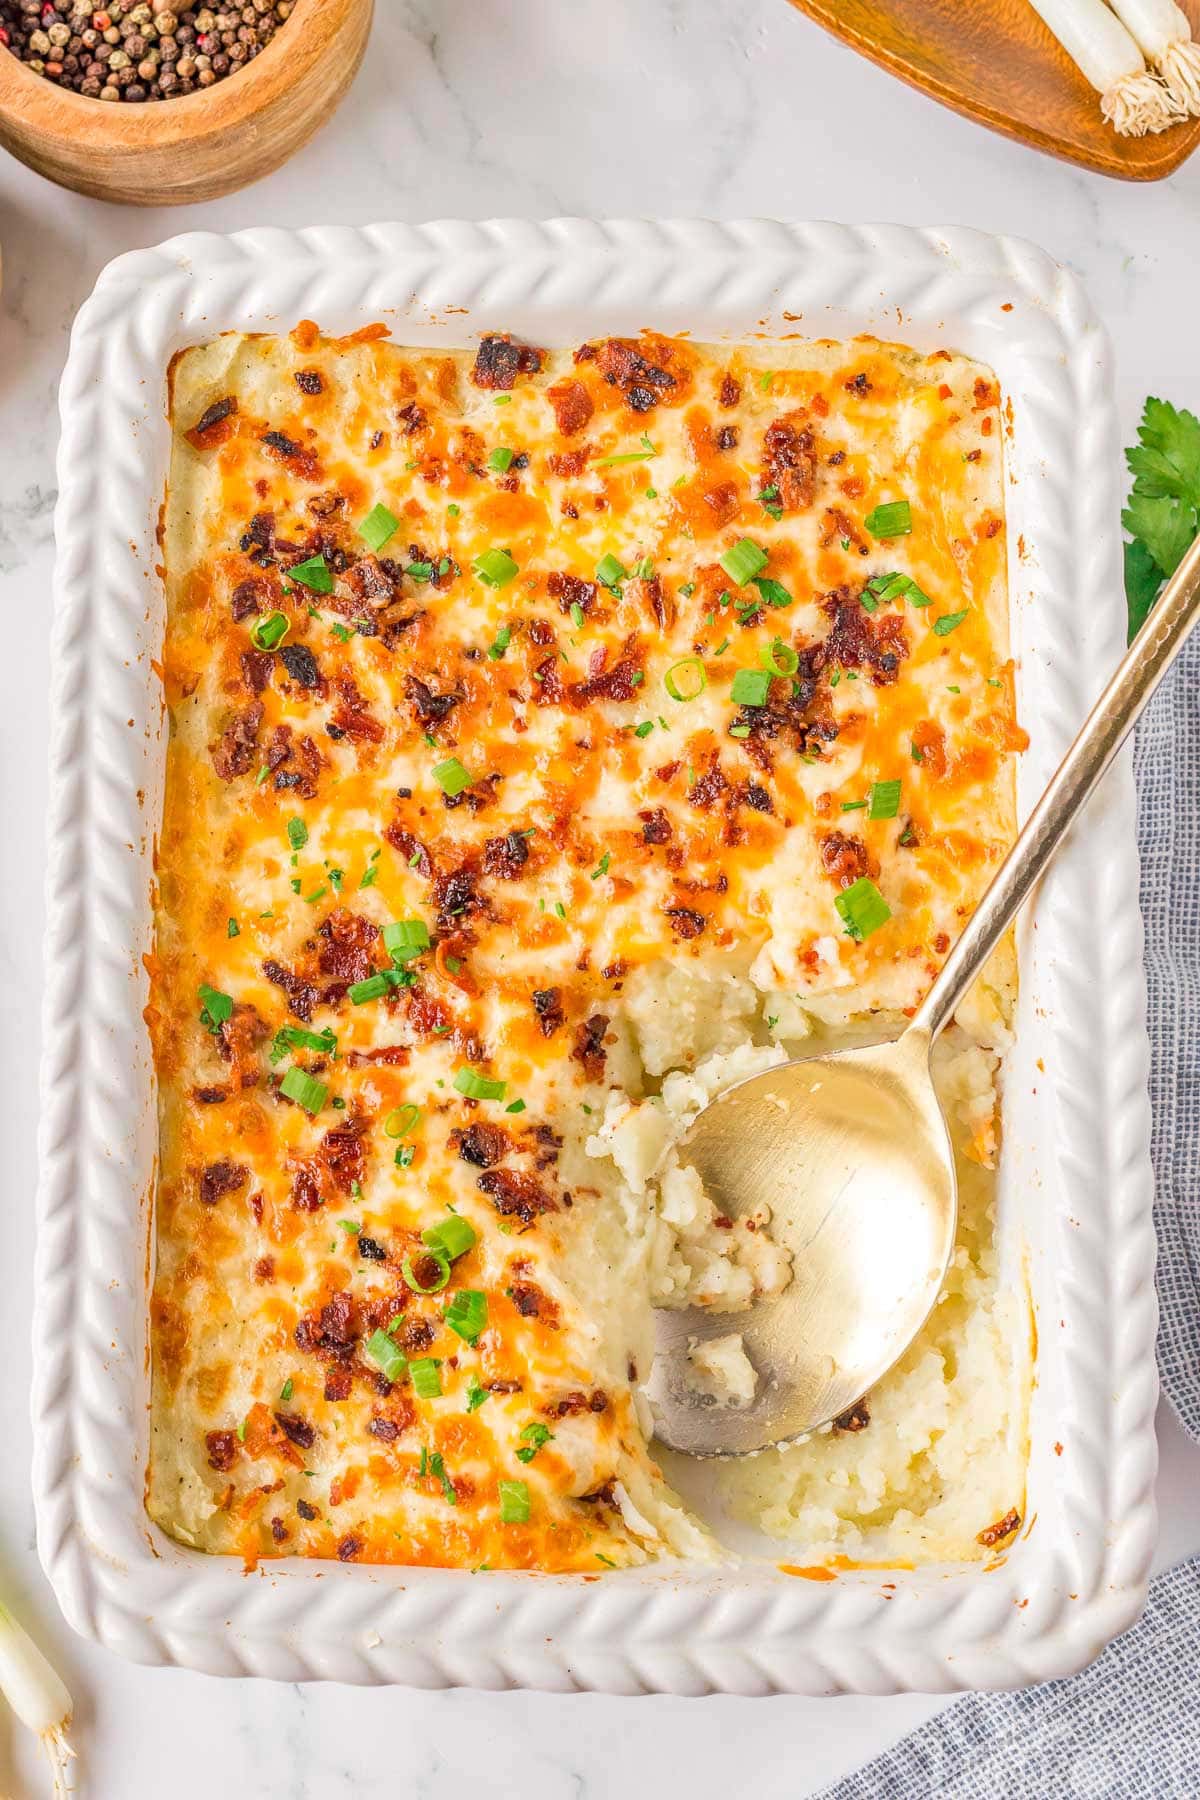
left=2, top=2, right=1199, bottom=1794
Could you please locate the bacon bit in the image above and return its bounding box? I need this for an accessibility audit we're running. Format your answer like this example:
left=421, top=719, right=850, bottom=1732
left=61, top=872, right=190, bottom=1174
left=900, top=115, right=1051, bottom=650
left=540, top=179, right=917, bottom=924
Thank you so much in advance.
left=295, top=369, right=324, bottom=396
left=509, top=1280, right=558, bottom=1323
left=763, top=413, right=818, bottom=510
left=188, top=395, right=237, bottom=446
left=531, top=987, right=565, bottom=1037
left=240, top=648, right=274, bottom=696
left=324, top=1366, right=353, bottom=1403
left=568, top=650, right=644, bottom=706
left=471, top=333, right=544, bottom=391
left=199, top=1160, right=248, bottom=1206
left=973, top=377, right=999, bottom=411
left=820, top=506, right=869, bottom=555
left=977, top=1507, right=1021, bottom=1548
left=478, top=1167, right=557, bottom=1223
left=295, top=1289, right=357, bottom=1360
left=291, top=1162, right=324, bottom=1213
left=296, top=1498, right=318, bottom=1521
left=701, top=480, right=740, bottom=528
left=549, top=446, right=590, bottom=479
left=384, top=822, right=431, bottom=877
left=346, top=1044, right=410, bottom=1068
left=275, top=1410, right=316, bottom=1449
left=279, top=643, right=321, bottom=689
left=819, top=831, right=878, bottom=890
left=205, top=1429, right=238, bottom=1471
left=432, top=856, right=482, bottom=927
left=594, top=337, right=678, bottom=412
left=718, top=372, right=741, bottom=408
left=336, top=1536, right=364, bottom=1562
left=822, top=589, right=910, bottom=685
left=454, top=1121, right=511, bottom=1168
left=547, top=378, right=594, bottom=436
left=483, top=831, right=531, bottom=879
left=689, top=755, right=729, bottom=812
left=194, top=1085, right=229, bottom=1105
left=217, top=1002, right=267, bottom=1089
left=318, top=910, right=379, bottom=990
left=367, top=1416, right=401, bottom=1442
left=545, top=1389, right=608, bottom=1419
left=666, top=906, right=707, bottom=940
left=547, top=570, right=597, bottom=618
left=231, top=577, right=269, bottom=620
left=253, top=1255, right=274, bottom=1283
left=639, top=807, right=672, bottom=845
left=833, top=1400, right=871, bottom=1432
left=331, top=674, right=385, bottom=744
left=933, top=931, right=950, bottom=955
left=405, top=673, right=462, bottom=728
left=572, top=1014, right=609, bottom=1081
left=270, top=1516, right=289, bottom=1544
left=263, top=958, right=319, bottom=1023
left=321, top=1116, right=368, bottom=1195
left=262, top=430, right=321, bottom=481
left=211, top=700, right=263, bottom=781
left=344, top=554, right=396, bottom=608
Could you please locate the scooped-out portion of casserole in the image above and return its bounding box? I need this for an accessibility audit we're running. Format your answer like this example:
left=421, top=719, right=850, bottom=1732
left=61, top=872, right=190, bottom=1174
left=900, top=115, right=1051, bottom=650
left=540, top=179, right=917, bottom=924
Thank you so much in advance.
left=148, top=323, right=1030, bottom=1572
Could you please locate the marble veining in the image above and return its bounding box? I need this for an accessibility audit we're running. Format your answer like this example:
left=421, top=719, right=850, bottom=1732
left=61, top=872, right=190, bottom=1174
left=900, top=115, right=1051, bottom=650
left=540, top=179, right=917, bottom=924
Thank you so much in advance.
left=2, top=1, right=1199, bottom=1793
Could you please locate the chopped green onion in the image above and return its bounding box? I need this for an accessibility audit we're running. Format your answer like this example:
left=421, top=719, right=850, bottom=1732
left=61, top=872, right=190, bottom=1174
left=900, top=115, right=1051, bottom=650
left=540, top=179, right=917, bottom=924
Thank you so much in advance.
left=664, top=657, right=707, bottom=703
left=515, top=1421, right=553, bottom=1465
left=505, top=1098, right=527, bottom=1114
left=383, top=918, right=430, bottom=960
left=499, top=1479, right=530, bottom=1524
left=443, top=1288, right=488, bottom=1344
left=868, top=778, right=903, bottom=820
left=432, top=757, right=473, bottom=797
left=406, top=561, right=434, bottom=582
left=198, top=983, right=234, bottom=1034
left=358, top=503, right=400, bottom=552
left=864, top=500, right=912, bottom=540
left=730, top=668, right=773, bottom=708
left=570, top=601, right=586, bottom=629
left=384, top=1103, right=422, bottom=1139
left=365, top=1328, right=407, bottom=1384
left=410, top=1357, right=442, bottom=1399
left=728, top=723, right=752, bottom=739
left=279, top=1065, right=327, bottom=1114
left=590, top=851, right=611, bottom=881
left=348, top=973, right=392, bottom=1004
left=271, top=1024, right=337, bottom=1061
left=596, top=553, right=627, bottom=589
left=395, top=1144, right=416, bottom=1169
left=487, top=624, right=512, bottom=661
left=492, top=394, right=511, bottom=405
left=465, top=1375, right=489, bottom=1412
left=448, top=503, right=460, bottom=518
left=454, top=1068, right=507, bottom=1101
left=933, top=610, right=969, bottom=636
left=863, top=570, right=932, bottom=611
left=287, top=554, right=334, bottom=594
left=634, top=720, right=654, bottom=739
left=719, top=538, right=769, bottom=585
left=596, top=448, right=656, bottom=466
left=402, top=1248, right=451, bottom=1294
left=834, top=876, right=892, bottom=942
left=280, top=1377, right=294, bottom=1403
left=226, top=917, right=240, bottom=938
left=751, top=576, right=792, bottom=609
left=430, top=1450, right=457, bottom=1505
left=487, top=447, right=515, bottom=473
left=840, top=798, right=868, bottom=812
left=760, top=638, right=799, bottom=677
left=472, top=548, right=519, bottom=588
left=287, top=816, right=308, bottom=851
left=423, top=1215, right=477, bottom=1261
left=249, top=610, right=290, bottom=651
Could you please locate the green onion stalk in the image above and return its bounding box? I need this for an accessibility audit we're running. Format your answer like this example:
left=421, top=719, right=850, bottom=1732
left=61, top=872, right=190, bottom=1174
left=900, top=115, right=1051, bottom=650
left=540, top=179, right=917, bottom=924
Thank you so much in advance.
left=0, top=1595, right=75, bottom=1795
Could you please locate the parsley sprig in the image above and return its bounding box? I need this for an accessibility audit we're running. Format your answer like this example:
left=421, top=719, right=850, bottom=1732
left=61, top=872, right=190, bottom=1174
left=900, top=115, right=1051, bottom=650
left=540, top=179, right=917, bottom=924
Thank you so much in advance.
left=1123, top=397, right=1200, bottom=642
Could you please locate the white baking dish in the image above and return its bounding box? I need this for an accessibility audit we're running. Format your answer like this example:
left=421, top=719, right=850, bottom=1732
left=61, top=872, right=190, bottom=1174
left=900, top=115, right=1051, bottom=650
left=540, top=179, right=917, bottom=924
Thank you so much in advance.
left=33, top=219, right=1158, bottom=1695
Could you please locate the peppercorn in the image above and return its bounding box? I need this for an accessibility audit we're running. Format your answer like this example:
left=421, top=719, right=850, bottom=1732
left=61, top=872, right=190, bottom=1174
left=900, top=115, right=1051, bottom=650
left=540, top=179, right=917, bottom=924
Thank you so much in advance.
left=0, top=0, right=292, bottom=96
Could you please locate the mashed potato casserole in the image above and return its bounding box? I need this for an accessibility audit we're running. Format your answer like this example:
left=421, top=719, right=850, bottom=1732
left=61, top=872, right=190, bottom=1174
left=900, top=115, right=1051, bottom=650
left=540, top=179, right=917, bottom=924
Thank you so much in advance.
left=147, top=324, right=1030, bottom=1572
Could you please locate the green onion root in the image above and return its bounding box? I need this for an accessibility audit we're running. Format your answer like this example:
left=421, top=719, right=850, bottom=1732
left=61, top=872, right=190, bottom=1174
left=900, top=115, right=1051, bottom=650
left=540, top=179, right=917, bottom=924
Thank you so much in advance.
left=1026, top=0, right=1183, bottom=134
left=1106, top=1, right=1200, bottom=114
left=0, top=1600, right=75, bottom=1797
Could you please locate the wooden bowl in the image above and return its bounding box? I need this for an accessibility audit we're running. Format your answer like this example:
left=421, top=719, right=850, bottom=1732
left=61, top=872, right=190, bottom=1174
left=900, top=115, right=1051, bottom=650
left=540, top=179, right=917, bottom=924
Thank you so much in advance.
left=0, top=0, right=373, bottom=206
left=786, top=0, right=1200, bottom=180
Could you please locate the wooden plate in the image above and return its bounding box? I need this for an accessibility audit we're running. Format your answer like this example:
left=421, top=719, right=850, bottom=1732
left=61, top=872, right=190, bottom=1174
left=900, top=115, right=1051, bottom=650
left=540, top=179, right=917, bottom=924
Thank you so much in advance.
left=785, top=0, right=1200, bottom=180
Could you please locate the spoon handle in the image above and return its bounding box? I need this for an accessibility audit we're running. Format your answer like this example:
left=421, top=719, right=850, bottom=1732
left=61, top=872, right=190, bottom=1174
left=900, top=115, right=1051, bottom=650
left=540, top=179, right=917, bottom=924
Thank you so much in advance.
left=910, top=529, right=1200, bottom=1043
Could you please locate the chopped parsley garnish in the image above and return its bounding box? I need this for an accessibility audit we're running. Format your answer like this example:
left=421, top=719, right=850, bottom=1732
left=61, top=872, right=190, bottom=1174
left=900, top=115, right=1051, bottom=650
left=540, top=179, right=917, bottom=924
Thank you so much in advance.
left=1123, top=396, right=1200, bottom=639
left=269, top=1023, right=337, bottom=1064
left=286, top=554, right=334, bottom=594
left=590, top=851, right=611, bottom=880
left=933, top=610, right=968, bottom=636
left=226, top=917, right=240, bottom=939
left=280, top=1377, right=293, bottom=1403
left=751, top=575, right=792, bottom=609
left=634, top=720, right=654, bottom=738
left=287, top=816, right=308, bottom=851
left=487, top=624, right=512, bottom=661
left=465, top=1375, right=489, bottom=1413
left=515, top=1421, right=553, bottom=1465
left=430, top=1450, right=457, bottom=1505
left=759, top=483, right=783, bottom=521
left=198, top=983, right=233, bottom=1035
left=862, top=570, right=932, bottom=612
left=505, top=1098, right=527, bottom=1114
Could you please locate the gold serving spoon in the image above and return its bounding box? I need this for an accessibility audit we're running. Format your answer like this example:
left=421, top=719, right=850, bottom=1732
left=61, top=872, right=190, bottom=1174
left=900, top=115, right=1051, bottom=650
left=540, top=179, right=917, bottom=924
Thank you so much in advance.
left=650, top=532, right=1200, bottom=1457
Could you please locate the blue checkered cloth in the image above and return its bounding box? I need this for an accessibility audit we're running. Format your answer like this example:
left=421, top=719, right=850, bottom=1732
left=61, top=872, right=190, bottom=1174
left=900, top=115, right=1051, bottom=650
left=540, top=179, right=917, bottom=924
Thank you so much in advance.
left=820, top=634, right=1200, bottom=1798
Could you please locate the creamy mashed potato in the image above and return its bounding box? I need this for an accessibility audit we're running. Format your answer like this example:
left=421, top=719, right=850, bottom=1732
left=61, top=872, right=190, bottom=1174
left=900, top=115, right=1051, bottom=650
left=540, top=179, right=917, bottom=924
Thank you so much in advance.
left=150, top=324, right=1027, bottom=1572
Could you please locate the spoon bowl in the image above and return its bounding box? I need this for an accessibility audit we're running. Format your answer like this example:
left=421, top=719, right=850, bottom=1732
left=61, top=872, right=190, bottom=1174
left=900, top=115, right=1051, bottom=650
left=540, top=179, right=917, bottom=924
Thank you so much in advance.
left=647, top=1029, right=954, bottom=1455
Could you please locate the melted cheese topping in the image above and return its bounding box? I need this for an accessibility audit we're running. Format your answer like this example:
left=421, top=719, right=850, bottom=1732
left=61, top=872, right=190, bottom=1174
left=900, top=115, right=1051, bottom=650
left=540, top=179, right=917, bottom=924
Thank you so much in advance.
left=148, top=325, right=1024, bottom=1571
